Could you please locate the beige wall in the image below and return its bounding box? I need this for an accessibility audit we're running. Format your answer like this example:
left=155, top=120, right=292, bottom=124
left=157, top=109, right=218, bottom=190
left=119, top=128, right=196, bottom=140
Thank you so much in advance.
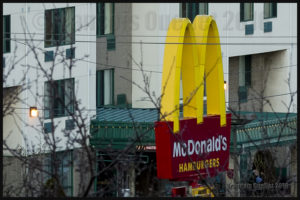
left=229, top=50, right=290, bottom=112
left=96, top=3, right=133, bottom=105
left=263, top=50, right=290, bottom=112
left=3, top=156, right=24, bottom=197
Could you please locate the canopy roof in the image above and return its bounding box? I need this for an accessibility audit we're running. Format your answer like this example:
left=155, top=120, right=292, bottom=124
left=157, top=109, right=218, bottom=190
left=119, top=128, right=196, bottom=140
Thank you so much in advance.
left=90, top=107, right=297, bottom=151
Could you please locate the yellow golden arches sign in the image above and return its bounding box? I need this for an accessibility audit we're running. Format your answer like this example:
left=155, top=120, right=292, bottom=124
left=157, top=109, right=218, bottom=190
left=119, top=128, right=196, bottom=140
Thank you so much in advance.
left=160, top=15, right=226, bottom=133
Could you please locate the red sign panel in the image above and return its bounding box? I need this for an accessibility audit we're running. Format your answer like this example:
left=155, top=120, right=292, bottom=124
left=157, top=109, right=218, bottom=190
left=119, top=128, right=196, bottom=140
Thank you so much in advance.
left=155, top=114, right=231, bottom=181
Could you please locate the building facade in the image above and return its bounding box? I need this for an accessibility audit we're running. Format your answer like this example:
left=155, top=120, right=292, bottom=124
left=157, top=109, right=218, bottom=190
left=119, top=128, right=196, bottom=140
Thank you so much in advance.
left=3, top=3, right=97, bottom=197
left=3, top=2, right=297, bottom=197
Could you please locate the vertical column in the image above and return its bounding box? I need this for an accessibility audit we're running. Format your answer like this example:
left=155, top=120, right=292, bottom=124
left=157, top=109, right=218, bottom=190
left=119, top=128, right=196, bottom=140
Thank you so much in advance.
left=129, top=164, right=135, bottom=197
left=290, top=145, right=297, bottom=197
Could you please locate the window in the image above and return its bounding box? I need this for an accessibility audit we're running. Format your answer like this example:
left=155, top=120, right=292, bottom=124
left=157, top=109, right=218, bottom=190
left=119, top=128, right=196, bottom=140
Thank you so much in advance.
left=97, top=3, right=115, bottom=50
left=44, top=122, right=53, bottom=133
left=96, top=69, right=114, bottom=107
left=239, top=55, right=251, bottom=87
left=45, top=51, right=54, bottom=62
left=264, top=21, right=272, bottom=32
left=97, top=3, right=114, bottom=36
left=240, top=3, right=253, bottom=22
left=45, top=7, right=75, bottom=47
left=245, top=55, right=251, bottom=87
left=245, top=24, right=254, bottom=35
left=3, top=15, right=10, bottom=53
left=43, top=151, right=73, bottom=196
left=238, top=55, right=251, bottom=102
left=44, top=78, right=74, bottom=119
left=264, top=3, right=277, bottom=19
left=180, top=3, right=208, bottom=21
left=65, top=119, right=75, bottom=130
left=66, top=48, right=75, bottom=59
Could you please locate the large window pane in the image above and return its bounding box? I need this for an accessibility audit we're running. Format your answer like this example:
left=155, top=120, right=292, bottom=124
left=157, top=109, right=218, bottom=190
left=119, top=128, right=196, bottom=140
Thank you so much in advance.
left=51, top=80, right=65, bottom=117
left=264, top=3, right=270, bottom=19
left=104, top=70, right=111, bottom=104
left=199, top=3, right=208, bottom=15
left=239, top=55, right=252, bottom=87
left=96, top=3, right=115, bottom=50
left=58, top=9, right=66, bottom=45
left=180, top=3, right=186, bottom=18
left=180, top=3, right=208, bottom=20
left=245, top=55, right=251, bottom=87
left=104, top=3, right=113, bottom=35
left=239, top=56, right=245, bottom=87
left=96, top=69, right=114, bottom=106
left=43, top=151, right=72, bottom=197
left=97, top=3, right=114, bottom=36
left=44, top=83, right=51, bottom=118
left=65, top=7, right=75, bottom=44
left=244, top=3, right=253, bottom=21
left=52, top=9, right=63, bottom=45
left=45, top=7, right=75, bottom=47
left=3, top=15, right=10, bottom=53
left=96, top=70, right=104, bottom=107
left=186, top=3, right=193, bottom=20
left=96, top=3, right=104, bottom=36
left=240, top=3, right=253, bottom=21
left=64, top=78, right=74, bottom=115
left=264, top=3, right=277, bottom=18
left=45, top=11, right=52, bottom=47
left=60, top=152, right=72, bottom=196
left=44, top=78, right=74, bottom=119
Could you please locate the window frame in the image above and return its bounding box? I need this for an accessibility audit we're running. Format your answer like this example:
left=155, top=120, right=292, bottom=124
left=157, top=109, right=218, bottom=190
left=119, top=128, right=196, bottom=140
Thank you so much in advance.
left=238, top=55, right=251, bottom=103
left=199, top=3, right=209, bottom=15
left=96, top=69, right=115, bottom=107
left=180, top=3, right=209, bottom=20
left=264, top=3, right=277, bottom=19
left=44, top=78, right=75, bottom=119
left=96, top=3, right=116, bottom=50
left=3, top=15, right=11, bottom=53
left=44, top=7, right=75, bottom=48
left=66, top=47, right=75, bottom=59
left=239, top=55, right=252, bottom=88
left=43, top=151, right=73, bottom=196
left=96, top=3, right=115, bottom=37
left=244, top=55, right=252, bottom=87
left=240, top=3, right=254, bottom=22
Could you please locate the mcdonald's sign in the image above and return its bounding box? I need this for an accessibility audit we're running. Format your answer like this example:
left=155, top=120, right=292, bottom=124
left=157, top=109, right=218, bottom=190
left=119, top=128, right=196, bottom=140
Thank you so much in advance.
left=155, top=16, right=231, bottom=180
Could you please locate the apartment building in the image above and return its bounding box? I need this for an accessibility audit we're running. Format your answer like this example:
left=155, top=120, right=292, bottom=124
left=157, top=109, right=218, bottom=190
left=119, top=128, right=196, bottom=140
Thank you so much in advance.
left=3, top=3, right=97, bottom=197
left=3, top=2, right=297, bottom=197
left=92, top=2, right=297, bottom=197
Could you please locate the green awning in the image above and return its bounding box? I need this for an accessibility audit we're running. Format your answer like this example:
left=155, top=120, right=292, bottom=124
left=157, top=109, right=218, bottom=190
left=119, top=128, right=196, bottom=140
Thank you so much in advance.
left=90, top=120, right=156, bottom=149
left=90, top=107, right=158, bottom=149
left=230, top=112, right=297, bottom=152
left=90, top=108, right=297, bottom=151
